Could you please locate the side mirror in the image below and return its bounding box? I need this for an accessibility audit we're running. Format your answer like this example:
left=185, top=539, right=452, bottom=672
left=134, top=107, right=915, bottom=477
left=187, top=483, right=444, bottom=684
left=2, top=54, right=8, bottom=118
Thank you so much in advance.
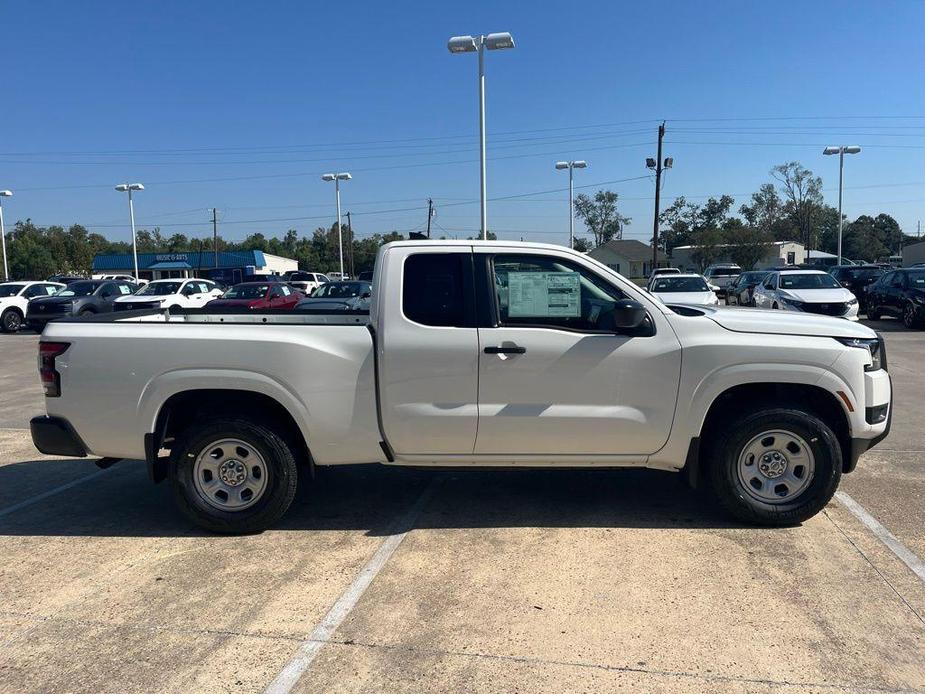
left=361, top=291, right=371, bottom=299
left=613, top=299, right=647, bottom=330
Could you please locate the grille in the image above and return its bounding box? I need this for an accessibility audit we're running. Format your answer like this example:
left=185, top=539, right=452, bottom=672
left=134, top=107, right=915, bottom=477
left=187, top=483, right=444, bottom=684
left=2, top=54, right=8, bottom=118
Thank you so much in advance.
left=802, top=302, right=848, bottom=316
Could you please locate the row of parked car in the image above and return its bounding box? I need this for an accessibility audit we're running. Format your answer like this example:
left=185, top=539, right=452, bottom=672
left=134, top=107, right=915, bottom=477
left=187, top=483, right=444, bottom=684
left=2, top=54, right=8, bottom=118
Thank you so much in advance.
left=0, top=276, right=374, bottom=333
left=644, top=262, right=925, bottom=328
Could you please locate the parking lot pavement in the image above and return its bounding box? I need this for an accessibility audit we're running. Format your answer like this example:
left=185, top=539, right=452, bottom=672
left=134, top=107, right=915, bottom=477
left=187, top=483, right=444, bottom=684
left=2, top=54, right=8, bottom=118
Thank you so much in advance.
left=0, top=325, right=924, bottom=693
left=0, top=333, right=39, bottom=429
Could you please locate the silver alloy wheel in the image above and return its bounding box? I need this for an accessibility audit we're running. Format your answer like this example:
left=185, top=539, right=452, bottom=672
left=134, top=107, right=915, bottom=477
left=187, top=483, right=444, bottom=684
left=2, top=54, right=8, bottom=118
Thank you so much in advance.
left=736, top=429, right=815, bottom=504
left=3, top=310, right=21, bottom=331
left=193, top=438, right=268, bottom=512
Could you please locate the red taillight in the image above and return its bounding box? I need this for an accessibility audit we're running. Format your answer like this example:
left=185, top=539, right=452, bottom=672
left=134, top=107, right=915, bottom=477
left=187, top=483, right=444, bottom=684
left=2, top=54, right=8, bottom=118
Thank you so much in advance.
left=38, top=342, right=69, bottom=397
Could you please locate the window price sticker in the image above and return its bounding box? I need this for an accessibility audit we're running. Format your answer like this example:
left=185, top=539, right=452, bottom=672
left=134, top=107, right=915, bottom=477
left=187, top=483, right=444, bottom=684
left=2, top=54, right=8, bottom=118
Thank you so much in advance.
left=508, top=272, right=580, bottom=318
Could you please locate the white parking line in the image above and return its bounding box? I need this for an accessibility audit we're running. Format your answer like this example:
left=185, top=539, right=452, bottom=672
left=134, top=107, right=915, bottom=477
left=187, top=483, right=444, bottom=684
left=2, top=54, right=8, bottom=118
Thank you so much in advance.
left=835, top=491, right=925, bottom=584
left=264, top=479, right=439, bottom=694
left=0, top=468, right=110, bottom=519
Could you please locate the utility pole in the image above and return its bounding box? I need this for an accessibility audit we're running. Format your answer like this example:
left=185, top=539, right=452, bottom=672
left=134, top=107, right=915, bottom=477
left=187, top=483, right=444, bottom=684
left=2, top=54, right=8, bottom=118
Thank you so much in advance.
left=426, top=198, right=434, bottom=238
left=651, top=121, right=665, bottom=272
left=210, top=208, right=219, bottom=269
left=345, top=211, right=354, bottom=278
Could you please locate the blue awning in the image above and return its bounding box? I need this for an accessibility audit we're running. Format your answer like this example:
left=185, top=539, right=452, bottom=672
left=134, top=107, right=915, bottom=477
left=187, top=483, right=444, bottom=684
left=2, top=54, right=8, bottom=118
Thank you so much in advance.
left=148, top=261, right=193, bottom=269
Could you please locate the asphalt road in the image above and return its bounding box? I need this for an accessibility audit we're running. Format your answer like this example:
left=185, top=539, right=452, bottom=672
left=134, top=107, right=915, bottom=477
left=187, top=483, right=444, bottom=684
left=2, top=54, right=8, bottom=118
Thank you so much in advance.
left=0, top=323, right=923, bottom=693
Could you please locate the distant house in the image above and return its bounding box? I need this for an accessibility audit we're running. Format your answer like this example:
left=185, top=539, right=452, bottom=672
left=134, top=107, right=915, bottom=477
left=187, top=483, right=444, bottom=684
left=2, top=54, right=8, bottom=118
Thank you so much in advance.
left=670, top=241, right=805, bottom=272
left=587, top=239, right=668, bottom=279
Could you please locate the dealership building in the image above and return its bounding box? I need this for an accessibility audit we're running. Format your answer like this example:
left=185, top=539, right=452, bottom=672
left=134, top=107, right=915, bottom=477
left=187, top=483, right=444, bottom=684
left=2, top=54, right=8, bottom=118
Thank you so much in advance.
left=91, top=250, right=298, bottom=284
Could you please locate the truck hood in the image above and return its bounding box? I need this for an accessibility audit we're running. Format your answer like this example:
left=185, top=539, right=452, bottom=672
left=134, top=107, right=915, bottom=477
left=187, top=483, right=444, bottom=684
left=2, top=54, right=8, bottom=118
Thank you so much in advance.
left=778, top=288, right=854, bottom=303
left=703, top=306, right=876, bottom=338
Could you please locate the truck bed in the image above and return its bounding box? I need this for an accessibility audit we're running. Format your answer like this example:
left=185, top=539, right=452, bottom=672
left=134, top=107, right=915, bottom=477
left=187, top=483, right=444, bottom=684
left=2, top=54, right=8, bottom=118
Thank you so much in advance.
left=41, top=310, right=384, bottom=465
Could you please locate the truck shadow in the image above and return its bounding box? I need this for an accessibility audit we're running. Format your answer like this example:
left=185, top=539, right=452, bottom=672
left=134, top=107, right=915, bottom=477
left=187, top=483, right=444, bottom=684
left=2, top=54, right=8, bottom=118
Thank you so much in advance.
left=0, top=459, right=750, bottom=537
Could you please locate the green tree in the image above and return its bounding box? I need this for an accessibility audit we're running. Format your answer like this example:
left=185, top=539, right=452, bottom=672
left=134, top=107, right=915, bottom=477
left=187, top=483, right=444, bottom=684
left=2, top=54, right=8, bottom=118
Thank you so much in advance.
left=658, top=196, right=699, bottom=252
left=573, top=190, right=631, bottom=247
left=771, top=162, right=824, bottom=250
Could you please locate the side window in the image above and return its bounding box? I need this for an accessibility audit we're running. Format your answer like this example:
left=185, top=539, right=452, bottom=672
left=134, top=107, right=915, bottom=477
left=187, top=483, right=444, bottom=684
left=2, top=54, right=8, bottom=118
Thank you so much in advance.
left=402, top=253, right=469, bottom=328
left=22, top=285, right=43, bottom=299
left=318, top=274, right=330, bottom=284
left=181, top=283, right=196, bottom=296
left=99, top=283, right=115, bottom=298
left=880, top=272, right=893, bottom=287
left=492, top=254, right=626, bottom=332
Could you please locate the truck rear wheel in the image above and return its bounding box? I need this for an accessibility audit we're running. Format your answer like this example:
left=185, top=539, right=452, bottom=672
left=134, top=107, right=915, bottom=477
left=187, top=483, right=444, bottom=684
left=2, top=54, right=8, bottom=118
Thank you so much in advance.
left=707, top=408, right=841, bottom=526
left=169, top=418, right=298, bottom=534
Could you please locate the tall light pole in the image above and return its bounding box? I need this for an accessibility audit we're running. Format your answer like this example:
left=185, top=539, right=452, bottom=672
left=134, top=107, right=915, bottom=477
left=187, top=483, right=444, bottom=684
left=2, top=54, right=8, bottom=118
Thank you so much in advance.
left=115, top=183, right=144, bottom=280
left=555, top=161, right=587, bottom=249
left=0, top=190, right=12, bottom=281
left=322, top=173, right=351, bottom=278
left=448, top=31, right=515, bottom=240
left=823, top=146, right=861, bottom=265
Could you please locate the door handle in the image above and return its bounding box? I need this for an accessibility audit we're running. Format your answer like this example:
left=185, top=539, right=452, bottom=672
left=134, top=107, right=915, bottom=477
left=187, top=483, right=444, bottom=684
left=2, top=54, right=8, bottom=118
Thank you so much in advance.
left=484, top=345, right=526, bottom=354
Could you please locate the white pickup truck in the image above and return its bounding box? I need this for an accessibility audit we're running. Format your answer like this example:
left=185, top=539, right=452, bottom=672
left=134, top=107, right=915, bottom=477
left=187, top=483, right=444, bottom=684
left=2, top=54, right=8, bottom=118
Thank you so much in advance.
left=30, top=241, right=892, bottom=533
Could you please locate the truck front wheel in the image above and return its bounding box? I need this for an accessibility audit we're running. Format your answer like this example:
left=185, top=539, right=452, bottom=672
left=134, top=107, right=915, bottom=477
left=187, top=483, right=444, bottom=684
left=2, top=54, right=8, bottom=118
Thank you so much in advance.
left=169, top=418, right=298, bottom=534
left=707, top=408, right=841, bottom=526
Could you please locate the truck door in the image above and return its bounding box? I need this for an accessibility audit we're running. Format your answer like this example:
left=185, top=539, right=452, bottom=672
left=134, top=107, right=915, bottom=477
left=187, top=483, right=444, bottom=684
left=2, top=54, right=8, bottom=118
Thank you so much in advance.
left=377, top=248, right=480, bottom=455
left=474, top=250, right=682, bottom=456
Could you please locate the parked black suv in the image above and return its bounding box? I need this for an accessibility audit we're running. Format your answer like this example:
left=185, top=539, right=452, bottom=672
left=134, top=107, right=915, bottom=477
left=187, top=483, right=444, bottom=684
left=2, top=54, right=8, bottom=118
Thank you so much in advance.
left=830, top=265, right=884, bottom=312
left=865, top=268, right=925, bottom=328
left=27, top=279, right=137, bottom=330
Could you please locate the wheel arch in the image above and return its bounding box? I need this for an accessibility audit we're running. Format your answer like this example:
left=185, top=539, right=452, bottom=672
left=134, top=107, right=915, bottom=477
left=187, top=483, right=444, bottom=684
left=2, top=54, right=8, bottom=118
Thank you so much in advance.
left=698, top=382, right=851, bottom=475
left=148, top=387, right=312, bottom=483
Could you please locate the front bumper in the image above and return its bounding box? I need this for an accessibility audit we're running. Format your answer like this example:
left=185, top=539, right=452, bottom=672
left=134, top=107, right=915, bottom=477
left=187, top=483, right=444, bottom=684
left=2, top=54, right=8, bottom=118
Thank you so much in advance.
left=30, top=415, right=88, bottom=457
left=846, top=372, right=892, bottom=473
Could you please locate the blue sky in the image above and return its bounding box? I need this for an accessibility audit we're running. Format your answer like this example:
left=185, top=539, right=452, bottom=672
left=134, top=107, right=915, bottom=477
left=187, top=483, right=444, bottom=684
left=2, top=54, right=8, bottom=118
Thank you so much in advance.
left=3, top=0, right=924, bottom=246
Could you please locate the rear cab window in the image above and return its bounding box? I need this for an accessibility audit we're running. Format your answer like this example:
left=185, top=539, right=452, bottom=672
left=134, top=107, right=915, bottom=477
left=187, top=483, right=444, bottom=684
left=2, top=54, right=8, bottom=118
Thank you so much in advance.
left=402, top=253, right=474, bottom=327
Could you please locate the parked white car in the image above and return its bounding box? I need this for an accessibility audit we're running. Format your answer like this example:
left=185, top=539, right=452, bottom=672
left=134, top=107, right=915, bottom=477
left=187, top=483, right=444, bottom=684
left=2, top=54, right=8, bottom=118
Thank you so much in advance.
left=648, top=274, right=719, bottom=306
left=0, top=281, right=65, bottom=332
left=753, top=270, right=859, bottom=320
left=285, top=271, right=330, bottom=294
left=645, top=267, right=681, bottom=290
left=95, top=274, right=148, bottom=286
left=112, top=278, right=223, bottom=312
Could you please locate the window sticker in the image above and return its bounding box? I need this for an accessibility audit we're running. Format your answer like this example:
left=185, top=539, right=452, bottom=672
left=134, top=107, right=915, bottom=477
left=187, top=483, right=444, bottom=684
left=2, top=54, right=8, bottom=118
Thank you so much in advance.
left=118, top=285, right=132, bottom=295
left=507, top=271, right=580, bottom=318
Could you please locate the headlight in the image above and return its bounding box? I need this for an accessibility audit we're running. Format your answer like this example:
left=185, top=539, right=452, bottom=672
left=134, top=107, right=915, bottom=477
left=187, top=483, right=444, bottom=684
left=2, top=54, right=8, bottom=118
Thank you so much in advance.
left=847, top=298, right=858, bottom=306
left=836, top=336, right=886, bottom=372
left=780, top=296, right=804, bottom=310
left=913, top=295, right=925, bottom=305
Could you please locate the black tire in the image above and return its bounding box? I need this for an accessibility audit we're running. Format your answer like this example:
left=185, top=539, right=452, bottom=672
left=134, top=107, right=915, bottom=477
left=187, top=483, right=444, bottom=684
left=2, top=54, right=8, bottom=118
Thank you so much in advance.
left=866, top=304, right=881, bottom=321
left=1, top=308, right=23, bottom=333
left=79, top=308, right=95, bottom=317
left=169, top=417, right=299, bottom=534
left=903, top=302, right=919, bottom=329
left=772, top=302, right=779, bottom=310
left=706, top=408, right=842, bottom=526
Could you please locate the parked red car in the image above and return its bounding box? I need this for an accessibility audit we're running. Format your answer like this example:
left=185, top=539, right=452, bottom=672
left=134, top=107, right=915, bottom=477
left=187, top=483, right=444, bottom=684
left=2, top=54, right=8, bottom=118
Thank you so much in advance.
left=206, top=282, right=301, bottom=310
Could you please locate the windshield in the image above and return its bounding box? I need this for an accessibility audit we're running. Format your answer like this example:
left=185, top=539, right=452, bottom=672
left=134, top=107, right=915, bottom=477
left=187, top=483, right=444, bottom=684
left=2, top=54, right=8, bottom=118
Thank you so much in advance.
left=223, top=284, right=269, bottom=299
left=842, top=268, right=884, bottom=281
left=779, top=273, right=841, bottom=290
left=311, top=282, right=369, bottom=298
left=740, top=272, right=769, bottom=283
left=0, top=283, right=26, bottom=298
left=290, top=272, right=313, bottom=281
left=56, top=281, right=100, bottom=297
left=653, top=277, right=709, bottom=293
left=707, top=267, right=740, bottom=277
left=137, top=282, right=181, bottom=296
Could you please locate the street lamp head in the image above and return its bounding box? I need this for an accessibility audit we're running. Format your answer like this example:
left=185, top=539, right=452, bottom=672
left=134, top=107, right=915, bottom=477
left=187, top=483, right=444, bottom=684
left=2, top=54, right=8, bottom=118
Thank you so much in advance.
left=115, top=183, right=144, bottom=192
left=321, top=173, right=336, bottom=181
left=844, top=146, right=861, bottom=155
left=555, top=161, right=569, bottom=170
left=336, top=172, right=352, bottom=181
left=572, top=160, right=587, bottom=169
left=823, top=147, right=841, bottom=155
left=0, top=190, right=12, bottom=198
left=448, top=35, right=478, bottom=53
left=646, top=157, right=657, bottom=169
left=484, top=32, right=515, bottom=50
